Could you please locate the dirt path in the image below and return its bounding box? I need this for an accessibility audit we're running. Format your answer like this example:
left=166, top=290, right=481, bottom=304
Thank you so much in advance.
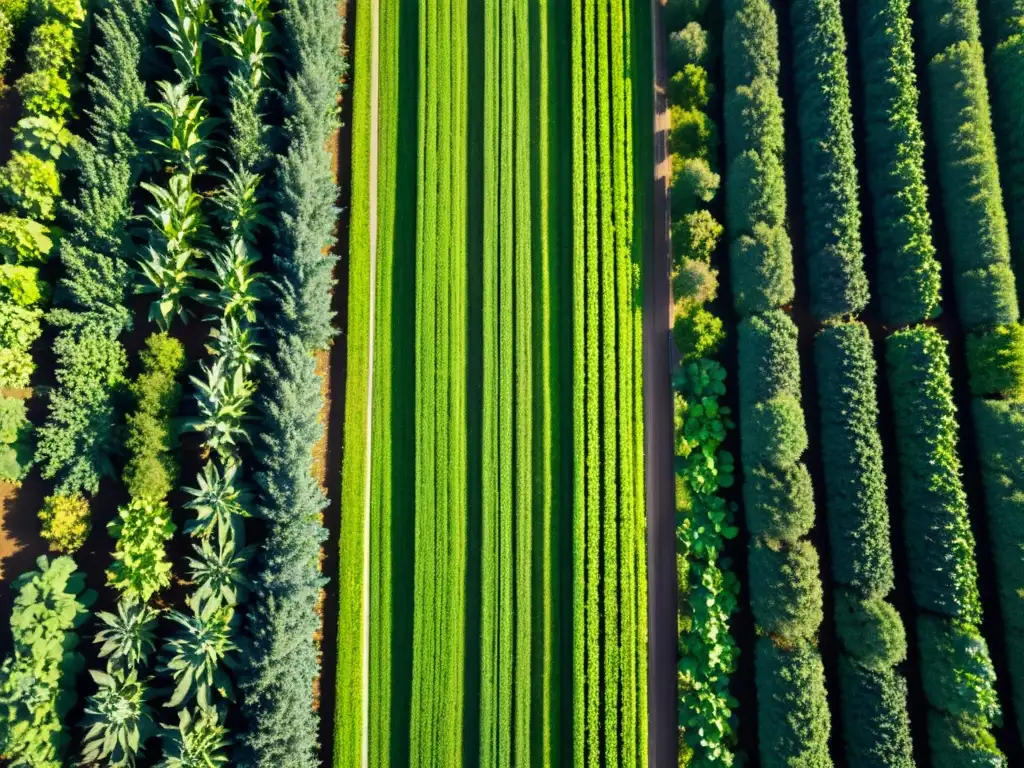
left=644, top=0, right=677, bottom=765
left=360, top=0, right=380, bottom=763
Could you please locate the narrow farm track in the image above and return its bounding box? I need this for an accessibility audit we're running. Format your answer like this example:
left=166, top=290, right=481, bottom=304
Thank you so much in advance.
left=645, top=0, right=677, bottom=765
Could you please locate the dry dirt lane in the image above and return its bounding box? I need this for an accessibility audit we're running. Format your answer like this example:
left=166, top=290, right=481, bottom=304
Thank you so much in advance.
left=644, top=0, right=677, bottom=765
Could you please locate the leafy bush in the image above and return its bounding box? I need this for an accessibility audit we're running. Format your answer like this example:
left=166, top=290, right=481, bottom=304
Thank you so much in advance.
left=755, top=639, right=831, bottom=768
left=673, top=306, right=724, bottom=362
left=80, top=666, right=155, bottom=766
left=859, top=0, right=942, bottom=325
left=671, top=156, right=719, bottom=216
left=737, top=310, right=800, bottom=405
left=0, top=556, right=95, bottom=768
left=0, top=395, right=32, bottom=483
left=837, top=657, right=914, bottom=768
left=743, top=394, right=808, bottom=469
left=749, top=537, right=823, bottom=644
left=918, top=614, right=1000, bottom=724
left=957, top=263, right=1019, bottom=328
left=672, top=208, right=721, bottom=264
left=38, top=493, right=90, bottom=553
left=161, top=601, right=240, bottom=710
left=0, top=151, right=60, bottom=221
left=0, top=264, right=45, bottom=306
left=743, top=463, right=814, bottom=541
left=94, top=598, right=159, bottom=671
left=670, top=22, right=709, bottom=69
left=670, top=106, right=717, bottom=163
left=919, top=0, right=983, bottom=59
left=729, top=224, right=793, bottom=314
left=0, top=214, right=52, bottom=263
left=107, top=498, right=176, bottom=602
left=791, top=0, right=868, bottom=321
left=928, top=711, right=1004, bottom=768
left=965, top=324, right=1024, bottom=397
left=0, top=301, right=42, bottom=350
left=124, top=333, right=186, bottom=502
left=833, top=589, right=906, bottom=670
left=0, top=347, right=34, bottom=389
left=886, top=326, right=981, bottom=623
left=34, top=325, right=127, bottom=496
left=973, top=399, right=1024, bottom=740
left=815, top=323, right=892, bottom=597
left=160, top=706, right=230, bottom=768
left=669, top=64, right=712, bottom=111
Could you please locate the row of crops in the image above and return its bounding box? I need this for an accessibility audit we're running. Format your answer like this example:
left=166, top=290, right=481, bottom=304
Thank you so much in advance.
left=337, top=0, right=654, bottom=764
left=0, top=0, right=343, bottom=765
left=665, top=0, right=1024, bottom=764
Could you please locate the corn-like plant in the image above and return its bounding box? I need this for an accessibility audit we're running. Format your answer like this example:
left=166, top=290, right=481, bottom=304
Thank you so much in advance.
left=94, top=598, right=161, bottom=672
left=80, top=666, right=155, bottom=767
left=195, top=237, right=263, bottom=323
left=189, top=358, right=254, bottom=458
left=159, top=0, right=213, bottom=89
left=149, top=82, right=214, bottom=175
left=187, top=533, right=252, bottom=610
left=160, top=600, right=239, bottom=709
left=183, top=460, right=252, bottom=542
left=207, top=317, right=260, bottom=377
left=158, top=706, right=229, bottom=768
left=214, top=165, right=270, bottom=243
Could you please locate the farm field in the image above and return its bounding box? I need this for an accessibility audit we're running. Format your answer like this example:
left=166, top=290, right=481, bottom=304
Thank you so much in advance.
left=1, top=0, right=1024, bottom=766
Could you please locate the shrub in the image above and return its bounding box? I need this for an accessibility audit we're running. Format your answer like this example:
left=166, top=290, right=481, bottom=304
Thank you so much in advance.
left=0, top=264, right=45, bottom=306
left=918, top=0, right=983, bottom=59
left=737, top=309, right=801, bottom=405
left=965, top=324, right=1024, bottom=397
left=724, top=77, right=784, bottom=169
left=834, top=589, right=907, bottom=670
left=669, top=63, right=712, bottom=111
left=39, top=493, right=90, bottom=552
left=972, top=399, right=1024, bottom=739
left=0, top=395, right=32, bottom=483
left=671, top=157, right=719, bottom=217
left=0, top=151, right=60, bottom=220
left=671, top=208, right=722, bottom=264
left=743, top=462, right=814, bottom=541
left=16, top=68, right=71, bottom=120
left=34, top=325, right=128, bottom=496
left=666, top=0, right=710, bottom=29
left=729, top=224, right=794, bottom=314
left=918, top=614, right=1000, bottom=724
left=0, top=214, right=53, bottom=262
left=669, top=105, right=717, bottom=162
left=124, top=333, right=186, bottom=502
left=726, top=149, right=786, bottom=234
left=25, top=20, right=74, bottom=78
left=107, top=498, right=176, bottom=602
left=886, top=326, right=981, bottom=623
left=928, top=711, right=1004, bottom=768
left=743, top=395, right=808, bottom=469
left=755, top=639, right=831, bottom=768
left=837, top=657, right=914, bottom=768
left=724, top=0, right=781, bottom=88
left=859, top=0, right=941, bottom=326
left=956, top=263, right=1019, bottom=328
left=673, top=258, right=718, bottom=306
left=669, top=22, right=709, bottom=70
left=815, top=323, right=892, bottom=596
left=0, top=556, right=94, bottom=768
left=749, top=537, right=823, bottom=643
left=673, top=306, right=724, bottom=361
left=0, top=301, right=42, bottom=350
left=0, top=347, right=34, bottom=388
left=792, top=0, right=869, bottom=321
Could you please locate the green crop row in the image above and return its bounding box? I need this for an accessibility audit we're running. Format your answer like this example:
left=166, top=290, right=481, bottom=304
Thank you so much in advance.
left=859, top=0, right=942, bottom=326
left=886, top=326, right=1003, bottom=762
left=791, top=0, right=868, bottom=322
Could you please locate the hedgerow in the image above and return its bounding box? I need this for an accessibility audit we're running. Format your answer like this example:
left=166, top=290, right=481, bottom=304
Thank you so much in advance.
left=815, top=323, right=891, bottom=597
left=240, top=0, right=344, bottom=763
left=973, top=399, right=1024, bottom=740
left=791, top=0, right=868, bottom=321
left=859, top=0, right=940, bottom=325
left=837, top=657, right=913, bottom=767
left=749, top=538, right=823, bottom=644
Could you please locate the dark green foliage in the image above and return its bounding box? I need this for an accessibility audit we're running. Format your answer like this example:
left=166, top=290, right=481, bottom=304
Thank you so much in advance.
left=792, top=0, right=869, bottom=321
left=239, top=0, right=343, bottom=761
left=743, top=395, right=808, bottom=469
left=729, top=224, right=794, bottom=315
left=919, top=0, right=983, bottom=59
left=837, top=657, right=914, bottom=768
left=726, top=150, right=786, bottom=233
left=885, top=327, right=981, bottom=623
left=928, top=711, right=1004, bottom=768
left=34, top=325, right=127, bottom=496
left=927, top=39, right=1019, bottom=328
left=669, top=22, right=709, bottom=70
left=749, top=537, right=823, bottom=644
left=737, top=310, right=801, bottom=405
left=918, top=615, right=1000, bottom=724
left=972, top=399, right=1024, bottom=739
left=724, top=0, right=781, bottom=87
left=755, top=639, right=832, bottom=768
left=859, top=0, right=942, bottom=325
left=815, top=323, right=892, bottom=597
left=834, top=589, right=907, bottom=670
left=743, top=463, right=815, bottom=541
left=124, top=333, right=186, bottom=503
left=965, top=324, right=1024, bottom=397
left=956, top=263, right=1019, bottom=328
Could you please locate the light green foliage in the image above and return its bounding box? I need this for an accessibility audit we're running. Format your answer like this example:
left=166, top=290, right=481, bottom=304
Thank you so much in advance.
left=160, top=601, right=239, bottom=710
left=0, top=264, right=45, bottom=306
left=158, top=707, right=229, bottom=768
left=670, top=106, right=717, bottom=163
left=14, top=116, right=72, bottom=162
left=94, top=598, right=159, bottom=671
left=124, top=333, right=186, bottom=502
left=183, top=461, right=251, bottom=544
left=965, top=324, right=1024, bottom=397
left=918, top=615, right=1000, bottom=725
left=0, top=152, right=60, bottom=221
left=674, top=306, right=725, bottom=361
left=672, top=208, right=722, bottom=264
left=0, top=556, right=95, bottom=768
left=80, top=666, right=155, bottom=766
left=0, top=215, right=52, bottom=263
left=670, top=22, right=709, bottom=69
left=38, top=493, right=90, bottom=553
left=0, top=395, right=32, bottom=483
left=187, top=534, right=251, bottom=612
left=106, top=499, right=176, bottom=602
left=187, top=358, right=255, bottom=461
left=0, top=348, right=34, bottom=389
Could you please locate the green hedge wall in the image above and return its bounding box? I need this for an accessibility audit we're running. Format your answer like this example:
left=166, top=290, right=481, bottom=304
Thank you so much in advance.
left=837, top=657, right=913, bottom=767
left=791, top=0, right=868, bottom=321
left=858, top=0, right=941, bottom=325
left=973, top=399, right=1024, bottom=740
